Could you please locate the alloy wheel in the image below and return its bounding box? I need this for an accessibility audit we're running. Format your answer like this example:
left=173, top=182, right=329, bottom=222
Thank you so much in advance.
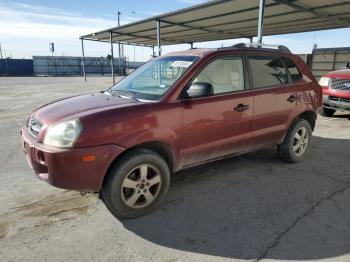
left=121, top=164, right=162, bottom=209
left=292, top=126, right=309, bottom=156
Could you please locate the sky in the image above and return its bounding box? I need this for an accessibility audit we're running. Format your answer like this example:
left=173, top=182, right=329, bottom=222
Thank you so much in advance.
left=0, top=0, right=349, bottom=61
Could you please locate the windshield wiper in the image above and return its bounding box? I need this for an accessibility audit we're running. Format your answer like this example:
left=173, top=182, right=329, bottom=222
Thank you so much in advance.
left=110, top=89, right=135, bottom=99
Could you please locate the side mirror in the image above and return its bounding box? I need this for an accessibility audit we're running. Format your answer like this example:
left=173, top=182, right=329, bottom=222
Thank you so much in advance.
left=185, top=82, right=214, bottom=99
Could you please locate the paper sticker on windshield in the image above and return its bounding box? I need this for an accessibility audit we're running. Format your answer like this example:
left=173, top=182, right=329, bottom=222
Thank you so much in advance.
left=171, top=61, right=193, bottom=68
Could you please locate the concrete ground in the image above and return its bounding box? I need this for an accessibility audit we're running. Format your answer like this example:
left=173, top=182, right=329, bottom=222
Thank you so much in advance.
left=0, top=77, right=350, bottom=262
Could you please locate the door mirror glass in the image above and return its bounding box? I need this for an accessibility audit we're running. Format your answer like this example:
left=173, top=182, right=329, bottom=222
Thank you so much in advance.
left=185, top=82, right=214, bottom=99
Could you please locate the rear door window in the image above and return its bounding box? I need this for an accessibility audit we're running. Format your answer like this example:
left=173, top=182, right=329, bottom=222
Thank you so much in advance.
left=248, top=56, right=288, bottom=89
left=282, top=57, right=303, bottom=82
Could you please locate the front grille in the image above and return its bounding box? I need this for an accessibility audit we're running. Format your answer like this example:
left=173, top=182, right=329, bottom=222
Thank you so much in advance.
left=330, top=78, right=350, bottom=91
left=28, top=117, right=42, bottom=138
left=329, top=96, right=350, bottom=103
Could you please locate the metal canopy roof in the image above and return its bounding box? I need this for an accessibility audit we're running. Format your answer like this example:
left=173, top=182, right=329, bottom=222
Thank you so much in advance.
left=81, top=0, right=350, bottom=47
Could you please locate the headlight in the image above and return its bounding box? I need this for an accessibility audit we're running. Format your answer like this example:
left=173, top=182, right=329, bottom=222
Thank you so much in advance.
left=319, top=77, right=330, bottom=87
left=44, top=119, right=82, bottom=148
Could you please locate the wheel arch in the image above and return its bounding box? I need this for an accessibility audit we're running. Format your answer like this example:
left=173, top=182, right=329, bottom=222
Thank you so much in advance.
left=280, top=110, right=317, bottom=144
left=101, top=140, right=176, bottom=191
left=298, top=110, right=317, bottom=131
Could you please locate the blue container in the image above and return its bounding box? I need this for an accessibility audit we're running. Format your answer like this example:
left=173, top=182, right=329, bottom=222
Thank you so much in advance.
left=0, top=59, right=34, bottom=76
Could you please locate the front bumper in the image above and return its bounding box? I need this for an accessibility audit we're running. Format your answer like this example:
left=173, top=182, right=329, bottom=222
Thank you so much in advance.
left=323, top=95, right=350, bottom=111
left=21, top=127, right=125, bottom=192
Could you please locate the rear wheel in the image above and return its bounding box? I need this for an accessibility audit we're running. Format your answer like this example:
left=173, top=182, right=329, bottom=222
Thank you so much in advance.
left=319, top=107, right=336, bottom=117
left=277, top=119, right=312, bottom=163
left=102, top=149, right=170, bottom=219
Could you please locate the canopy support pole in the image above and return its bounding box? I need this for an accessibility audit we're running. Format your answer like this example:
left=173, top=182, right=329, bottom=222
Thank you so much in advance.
left=156, top=19, right=161, bottom=56
left=152, top=46, right=155, bottom=57
left=110, top=32, right=115, bottom=85
left=190, top=42, right=194, bottom=49
left=80, top=38, right=86, bottom=82
left=257, top=0, right=265, bottom=44
left=117, top=11, right=122, bottom=76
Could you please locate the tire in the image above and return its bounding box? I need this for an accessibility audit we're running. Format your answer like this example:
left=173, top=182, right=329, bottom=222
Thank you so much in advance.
left=319, top=107, right=336, bottom=117
left=277, top=119, right=313, bottom=163
left=101, top=149, right=170, bottom=219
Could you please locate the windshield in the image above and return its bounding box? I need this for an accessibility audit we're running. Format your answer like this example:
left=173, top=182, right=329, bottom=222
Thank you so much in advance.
left=109, top=55, right=198, bottom=101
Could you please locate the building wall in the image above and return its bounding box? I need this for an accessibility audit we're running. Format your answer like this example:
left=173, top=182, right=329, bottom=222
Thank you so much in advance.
left=0, top=59, right=34, bottom=76
left=308, top=47, right=350, bottom=79
left=1, top=49, right=349, bottom=78
left=33, top=56, right=126, bottom=76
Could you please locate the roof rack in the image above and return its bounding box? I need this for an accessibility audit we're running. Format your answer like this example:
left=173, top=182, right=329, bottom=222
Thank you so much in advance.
left=231, top=43, right=291, bottom=53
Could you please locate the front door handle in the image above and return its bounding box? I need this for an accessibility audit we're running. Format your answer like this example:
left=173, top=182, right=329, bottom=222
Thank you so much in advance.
left=234, top=103, right=250, bottom=112
left=287, top=95, right=298, bottom=103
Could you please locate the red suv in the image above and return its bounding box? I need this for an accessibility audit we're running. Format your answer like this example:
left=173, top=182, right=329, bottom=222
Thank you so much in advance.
left=21, top=44, right=322, bottom=218
left=319, top=63, right=350, bottom=116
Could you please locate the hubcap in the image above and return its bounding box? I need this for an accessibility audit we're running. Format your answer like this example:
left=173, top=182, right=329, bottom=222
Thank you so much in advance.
left=121, top=164, right=162, bottom=209
left=292, top=126, right=309, bottom=157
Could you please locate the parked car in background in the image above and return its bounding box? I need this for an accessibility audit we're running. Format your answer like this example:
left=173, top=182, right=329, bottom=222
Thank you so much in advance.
left=319, top=63, right=350, bottom=116
left=21, top=43, right=322, bottom=219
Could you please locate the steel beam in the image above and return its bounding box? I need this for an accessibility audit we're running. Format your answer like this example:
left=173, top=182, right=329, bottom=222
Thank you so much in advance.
left=80, top=38, right=86, bottom=82
left=83, top=37, right=153, bottom=47
left=160, top=19, right=243, bottom=39
left=81, top=0, right=350, bottom=48
left=95, top=4, right=270, bottom=43
left=117, top=11, right=122, bottom=76
left=93, top=2, right=350, bottom=46
left=0, top=42, right=3, bottom=59
left=110, top=32, right=115, bottom=85
left=157, top=19, right=161, bottom=56
left=80, top=0, right=233, bottom=39
left=111, top=31, right=158, bottom=42
left=257, top=0, right=265, bottom=44
left=272, top=0, right=350, bottom=27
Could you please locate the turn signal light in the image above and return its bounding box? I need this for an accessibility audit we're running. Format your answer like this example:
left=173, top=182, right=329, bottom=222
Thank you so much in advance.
left=82, top=155, right=96, bottom=162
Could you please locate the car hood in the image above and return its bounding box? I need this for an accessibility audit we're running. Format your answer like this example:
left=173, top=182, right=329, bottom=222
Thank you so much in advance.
left=326, top=69, right=350, bottom=79
left=33, top=92, right=139, bottom=125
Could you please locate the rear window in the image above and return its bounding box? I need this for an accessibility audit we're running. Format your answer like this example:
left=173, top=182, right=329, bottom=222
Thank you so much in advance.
left=282, top=57, right=303, bottom=82
left=248, top=56, right=288, bottom=89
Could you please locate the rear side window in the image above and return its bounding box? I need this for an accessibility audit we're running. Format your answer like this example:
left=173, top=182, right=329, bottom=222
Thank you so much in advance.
left=282, top=57, right=303, bottom=82
left=248, top=56, right=288, bottom=89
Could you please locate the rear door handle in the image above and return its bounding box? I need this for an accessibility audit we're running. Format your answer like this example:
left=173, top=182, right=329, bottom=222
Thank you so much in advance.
left=287, top=95, right=298, bottom=103
left=234, top=103, right=250, bottom=112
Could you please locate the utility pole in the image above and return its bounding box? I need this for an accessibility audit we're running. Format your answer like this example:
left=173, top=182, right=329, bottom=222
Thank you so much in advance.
left=0, top=42, right=2, bottom=76
left=157, top=19, right=161, bottom=56
left=110, top=32, right=115, bottom=85
left=132, top=11, right=136, bottom=62
left=0, top=42, right=3, bottom=59
left=257, top=0, right=265, bottom=44
left=118, top=11, right=122, bottom=76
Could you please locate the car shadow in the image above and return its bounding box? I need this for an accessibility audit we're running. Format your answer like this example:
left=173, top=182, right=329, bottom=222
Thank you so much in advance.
left=332, top=112, right=350, bottom=120
left=121, top=136, right=350, bottom=260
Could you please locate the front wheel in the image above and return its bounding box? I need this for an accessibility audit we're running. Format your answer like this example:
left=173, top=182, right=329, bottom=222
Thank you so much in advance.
left=102, top=149, right=170, bottom=219
left=277, top=119, right=312, bottom=163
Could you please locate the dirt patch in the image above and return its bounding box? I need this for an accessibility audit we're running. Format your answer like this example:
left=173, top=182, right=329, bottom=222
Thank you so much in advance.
left=11, top=191, right=91, bottom=218
left=0, top=220, right=9, bottom=240
left=2, top=191, right=94, bottom=239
